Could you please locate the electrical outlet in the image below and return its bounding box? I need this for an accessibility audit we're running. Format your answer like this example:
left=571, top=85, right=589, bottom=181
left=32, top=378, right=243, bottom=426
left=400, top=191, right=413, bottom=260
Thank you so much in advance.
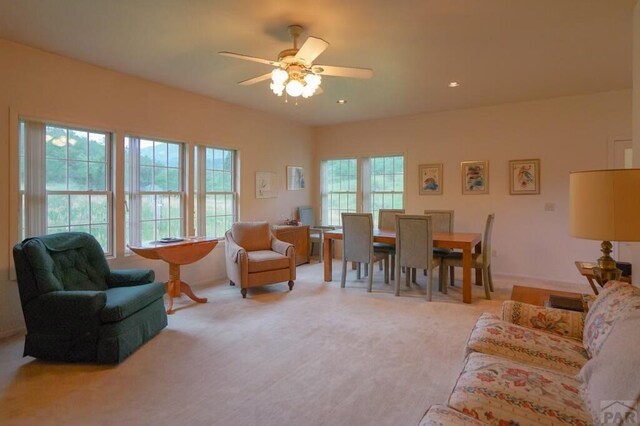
left=545, top=202, right=555, bottom=212
left=492, top=249, right=497, bottom=257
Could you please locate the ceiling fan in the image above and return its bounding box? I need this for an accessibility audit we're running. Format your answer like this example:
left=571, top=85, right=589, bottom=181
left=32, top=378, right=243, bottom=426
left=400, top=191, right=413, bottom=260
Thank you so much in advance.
left=219, top=25, right=373, bottom=99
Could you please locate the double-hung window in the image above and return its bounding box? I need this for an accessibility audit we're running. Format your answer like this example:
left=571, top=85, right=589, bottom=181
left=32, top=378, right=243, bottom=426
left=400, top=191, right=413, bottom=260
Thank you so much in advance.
left=320, top=155, right=404, bottom=227
left=194, top=146, right=237, bottom=238
left=125, top=137, right=184, bottom=245
left=320, top=158, right=357, bottom=226
left=19, top=120, right=113, bottom=253
left=363, top=155, right=404, bottom=227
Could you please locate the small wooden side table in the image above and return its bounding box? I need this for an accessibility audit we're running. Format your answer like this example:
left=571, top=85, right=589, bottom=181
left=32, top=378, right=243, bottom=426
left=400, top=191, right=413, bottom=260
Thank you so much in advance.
left=574, top=261, right=632, bottom=296
left=128, top=237, right=218, bottom=314
left=272, top=225, right=310, bottom=266
left=511, top=285, right=583, bottom=307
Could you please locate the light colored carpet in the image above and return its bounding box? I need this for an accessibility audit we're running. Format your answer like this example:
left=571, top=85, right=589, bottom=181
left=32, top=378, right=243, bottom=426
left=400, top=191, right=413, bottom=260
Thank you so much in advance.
left=0, top=261, right=585, bottom=426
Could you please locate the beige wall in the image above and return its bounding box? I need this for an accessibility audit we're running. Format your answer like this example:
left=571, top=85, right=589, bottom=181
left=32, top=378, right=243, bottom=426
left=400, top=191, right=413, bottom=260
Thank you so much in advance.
left=632, top=1, right=640, bottom=269
left=313, top=90, right=632, bottom=283
left=0, top=39, right=313, bottom=336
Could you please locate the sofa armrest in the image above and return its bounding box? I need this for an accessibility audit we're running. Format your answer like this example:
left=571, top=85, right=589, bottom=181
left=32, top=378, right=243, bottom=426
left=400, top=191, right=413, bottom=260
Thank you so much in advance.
left=108, top=269, right=155, bottom=288
left=502, top=301, right=585, bottom=340
left=23, top=291, right=106, bottom=333
left=271, top=237, right=294, bottom=257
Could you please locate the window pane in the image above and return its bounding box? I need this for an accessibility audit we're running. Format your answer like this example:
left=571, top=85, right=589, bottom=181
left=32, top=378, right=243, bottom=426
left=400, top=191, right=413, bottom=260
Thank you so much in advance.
left=169, top=195, right=181, bottom=218
left=45, top=127, right=67, bottom=159
left=167, top=168, right=180, bottom=192
left=140, top=166, right=153, bottom=190
left=68, top=161, right=88, bottom=190
left=154, top=142, right=167, bottom=166
left=156, top=195, right=170, bottom=220
left=140, top=140, right=154, bottom=166
left=141, top=221, right=155, bottom=242
left=70, top=195, right=90, bottom=225
left=68, top=130, right=88, bottom=161
left=141, top=195, right=155, bottom=220
left=91, top=195, right=108, bottom=223
left=48, top=195, right=69, bottom=227
left=88, top=162, right=106, bottom=191
left=90, top=224, right=108, bottom=251
left=46, top=159, right=67, bottom=190
left=168, top=143, right=180, bottom=168
left=89, top=133, right=106, bottom=163
left=154, top=167, right=168, bottom=191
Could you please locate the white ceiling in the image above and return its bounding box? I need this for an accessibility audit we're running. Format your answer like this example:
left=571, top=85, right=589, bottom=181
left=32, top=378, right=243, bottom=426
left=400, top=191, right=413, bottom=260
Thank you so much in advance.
left=0, top=0, right=635, bottom=126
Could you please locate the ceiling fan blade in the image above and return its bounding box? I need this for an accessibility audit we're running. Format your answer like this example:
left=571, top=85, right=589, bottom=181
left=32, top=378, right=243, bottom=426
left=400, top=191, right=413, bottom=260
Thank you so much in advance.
left=294, top=37, right=329, bottom=64
left=238, top=73, right=272, bottom=86
left=219, top=51, right=279, bottom=67
left=312, top=65, right=373, bottom=79
left=314, top=86, right=323, bottom=95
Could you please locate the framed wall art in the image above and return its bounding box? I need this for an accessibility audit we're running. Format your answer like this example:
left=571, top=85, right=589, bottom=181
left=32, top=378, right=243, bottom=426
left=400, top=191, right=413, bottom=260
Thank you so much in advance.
left=509, top=159, right=540, bottom=195
left=286, top=166, right=305, bottom=190
left=418, top=163, right=443, bottom=195
left=256, top=171, right=277, bottom=199
left=461, top=160, right=489, bottom=194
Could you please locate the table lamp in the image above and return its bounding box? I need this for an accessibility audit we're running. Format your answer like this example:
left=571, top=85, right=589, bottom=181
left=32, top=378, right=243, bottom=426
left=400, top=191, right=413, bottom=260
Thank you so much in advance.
left=569, top=169, right=640, bottom=285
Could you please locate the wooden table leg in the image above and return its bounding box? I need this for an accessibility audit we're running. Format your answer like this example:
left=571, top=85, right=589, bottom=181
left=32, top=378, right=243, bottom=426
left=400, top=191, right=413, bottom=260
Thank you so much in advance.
left=586, top=276, right=600, bottom=295
left=165, top=263, right=208, bottom=314
left=324, top=237, right=332, bottom=282
left=474, top=241, right=483, bottom=287
left=462, top=247, right=472, bottom=304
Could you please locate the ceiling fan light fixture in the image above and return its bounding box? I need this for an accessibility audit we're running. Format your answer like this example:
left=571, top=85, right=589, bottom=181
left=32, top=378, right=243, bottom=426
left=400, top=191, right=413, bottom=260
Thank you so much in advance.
left=285, top=79, right=304, bottom=97
left=271, top=68, right=288, bottom=84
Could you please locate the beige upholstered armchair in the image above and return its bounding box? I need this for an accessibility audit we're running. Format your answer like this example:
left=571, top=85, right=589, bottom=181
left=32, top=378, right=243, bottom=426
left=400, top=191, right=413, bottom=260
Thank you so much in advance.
left=225, top=221, right=296, bottom=298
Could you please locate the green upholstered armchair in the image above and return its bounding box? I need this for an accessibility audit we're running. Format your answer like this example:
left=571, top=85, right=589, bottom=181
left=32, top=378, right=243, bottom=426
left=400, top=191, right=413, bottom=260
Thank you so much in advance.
left=13, top=232, right=167, bottom=363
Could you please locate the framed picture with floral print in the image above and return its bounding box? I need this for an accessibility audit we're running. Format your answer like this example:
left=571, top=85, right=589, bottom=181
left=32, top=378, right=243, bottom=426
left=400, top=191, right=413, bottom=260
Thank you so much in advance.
left=509, top=159, right=540, bottom=195
left=418, top=163, right=443, bottom=195
left=461, top=160, right=489, bottom=195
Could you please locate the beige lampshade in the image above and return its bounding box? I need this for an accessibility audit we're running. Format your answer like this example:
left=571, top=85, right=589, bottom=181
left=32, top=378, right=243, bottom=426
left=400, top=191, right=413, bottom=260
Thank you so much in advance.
left=569, top=169, right=640, bottom=241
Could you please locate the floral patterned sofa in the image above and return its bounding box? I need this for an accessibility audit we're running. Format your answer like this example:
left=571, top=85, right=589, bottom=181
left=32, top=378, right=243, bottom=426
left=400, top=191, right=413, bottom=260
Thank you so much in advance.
left=420, top=281, right=640, bottom=426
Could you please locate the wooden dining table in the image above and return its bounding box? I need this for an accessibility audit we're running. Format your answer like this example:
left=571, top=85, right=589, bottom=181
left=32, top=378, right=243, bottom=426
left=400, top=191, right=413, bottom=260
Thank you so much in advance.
left=323, top=229, right=482, bottom=303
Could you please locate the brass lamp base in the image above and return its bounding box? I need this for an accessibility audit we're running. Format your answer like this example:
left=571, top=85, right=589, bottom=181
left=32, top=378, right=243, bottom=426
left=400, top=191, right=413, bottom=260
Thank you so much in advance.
left=593, top=240, right=622, bottom=286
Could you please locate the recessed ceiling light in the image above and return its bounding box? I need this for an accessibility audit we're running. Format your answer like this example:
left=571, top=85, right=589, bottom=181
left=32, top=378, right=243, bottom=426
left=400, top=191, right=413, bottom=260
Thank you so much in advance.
left=337, top=99, right=347, bottom=104
left=448, top=81, right=460, bottom=88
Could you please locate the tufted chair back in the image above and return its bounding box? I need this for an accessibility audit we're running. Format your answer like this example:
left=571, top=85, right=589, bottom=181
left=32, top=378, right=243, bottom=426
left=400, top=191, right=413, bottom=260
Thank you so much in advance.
left=13, top=232, right=110, bottom=305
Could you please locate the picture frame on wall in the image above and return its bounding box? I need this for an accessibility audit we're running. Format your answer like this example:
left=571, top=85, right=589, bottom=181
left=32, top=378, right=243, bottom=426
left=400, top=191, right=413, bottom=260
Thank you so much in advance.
left=509, top=159, right=540, bottom=195
left=418, top=163, right=443, bottom=195
left=256, top=171, right=277, bottom=199
left=286, top=166, right=305, bottom=191
left=461, top=160, right=489, bottom=194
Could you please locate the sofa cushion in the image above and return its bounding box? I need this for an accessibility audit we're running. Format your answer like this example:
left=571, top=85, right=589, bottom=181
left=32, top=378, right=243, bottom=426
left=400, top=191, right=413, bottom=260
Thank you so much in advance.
left=502, top=300, right=585, bottom=339
left=449, top=352, right=590, bottom=426
left=466, top=313, right=588, bottom=376
left=101, top=283, right=166, bottom=323
left=231, top=221, right=272, bottom=252
left=247, top=250, right=290, bottom=273
left=578, top=311, right=640, bottom=424
left=419, top=405, right=487, bottom=426
left=583, top=281, right=640, bottom=358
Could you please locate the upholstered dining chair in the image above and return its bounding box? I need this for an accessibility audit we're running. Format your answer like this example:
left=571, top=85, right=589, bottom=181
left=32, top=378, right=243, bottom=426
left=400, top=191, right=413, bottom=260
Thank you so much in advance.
left=376, top=209, right=405, bottom=280
left=441, top=213, right=495, bottom=300
left=298, top=206, right=335, bottom=262
left=424, top=210, right=455, bottom=285
left=225, top=221, right=296, bottom=298
left=394, top=215, right=442, bottom=300
left=340, top=213, right=388, bottom=292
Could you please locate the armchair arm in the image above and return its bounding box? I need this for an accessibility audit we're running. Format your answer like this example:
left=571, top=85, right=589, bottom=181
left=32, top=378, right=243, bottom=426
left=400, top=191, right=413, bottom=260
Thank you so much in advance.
left=271, top=237, right=294, bottom=257
left=108, top=269, right=155, bottom=288
left=225, top=233, right=246, bottom=263
left=23, top=291, right=106, bottom=333
left=502, top=301, right=585, bottom=340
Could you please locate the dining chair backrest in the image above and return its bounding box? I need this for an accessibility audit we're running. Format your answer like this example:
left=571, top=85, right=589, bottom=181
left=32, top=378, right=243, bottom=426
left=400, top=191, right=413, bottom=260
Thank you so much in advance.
left=482, top=214, right=495, bottom=264
left=378, top=209, right=405, bottom=231
left=298, top=206, right=315, bottom=227
left=395, top=215, right=434, bottom=270
left=423, top=210, right=454, bottom=233
left=341, top=213, right=374, bottom=264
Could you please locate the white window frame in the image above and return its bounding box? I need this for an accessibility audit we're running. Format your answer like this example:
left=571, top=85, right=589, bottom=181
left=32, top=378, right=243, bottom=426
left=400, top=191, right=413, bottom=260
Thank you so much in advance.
left=320, top=158, right=358, bottom=226
left=19, top=119, right=114, bottom=254
left=363, top=155, right=405, bottom=227
left=125, top=136, right=185, bottom=246
left=195, top=145, right=238, bottom=239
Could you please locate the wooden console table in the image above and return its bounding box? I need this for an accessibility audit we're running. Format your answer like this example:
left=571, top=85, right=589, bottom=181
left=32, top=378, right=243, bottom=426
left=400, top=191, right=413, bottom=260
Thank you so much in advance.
left=511, top=285, right=583, bottom=307
left=272, top=225, right=310, bottom=266
left=574, top=261, right=632, bottom=296
left=128, top=237, right=218, bottom=314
